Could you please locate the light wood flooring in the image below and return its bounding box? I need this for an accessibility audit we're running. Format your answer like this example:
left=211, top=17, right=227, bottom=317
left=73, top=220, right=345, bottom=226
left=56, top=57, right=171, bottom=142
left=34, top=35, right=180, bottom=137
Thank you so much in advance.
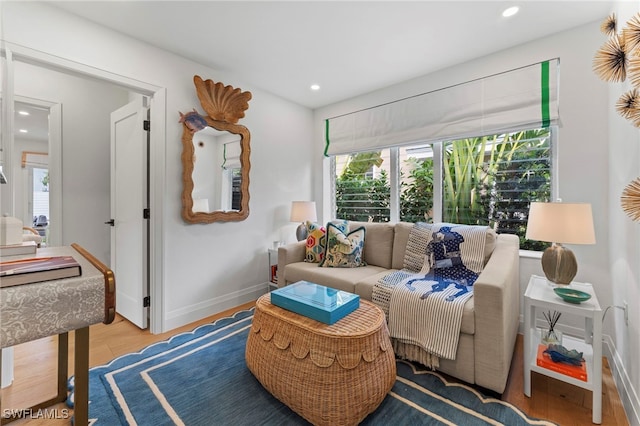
left=1, top=300, right=629, bottom=425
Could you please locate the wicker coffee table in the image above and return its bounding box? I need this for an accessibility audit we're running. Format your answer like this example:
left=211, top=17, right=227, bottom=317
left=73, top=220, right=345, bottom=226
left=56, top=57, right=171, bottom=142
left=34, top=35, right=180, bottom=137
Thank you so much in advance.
left=245, top=293, right=395, bottom=426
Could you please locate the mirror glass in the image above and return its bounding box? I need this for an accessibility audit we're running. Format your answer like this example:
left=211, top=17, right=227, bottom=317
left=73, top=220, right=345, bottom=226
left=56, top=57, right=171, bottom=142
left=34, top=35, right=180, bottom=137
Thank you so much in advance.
left=191, top=126, right=242, bottom=213
left=181, top=116, right=250, bottom=223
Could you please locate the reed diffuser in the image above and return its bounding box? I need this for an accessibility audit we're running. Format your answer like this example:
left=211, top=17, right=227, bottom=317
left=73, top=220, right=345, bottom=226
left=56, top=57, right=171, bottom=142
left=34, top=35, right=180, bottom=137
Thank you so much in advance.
left=541, top=310, right=562, bottom=345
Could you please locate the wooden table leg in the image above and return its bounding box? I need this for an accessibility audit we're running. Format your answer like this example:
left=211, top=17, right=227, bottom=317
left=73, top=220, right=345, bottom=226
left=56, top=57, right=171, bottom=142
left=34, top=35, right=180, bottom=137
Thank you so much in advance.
left=57, top=332, right=69, bottom=403
left=74, top=327, right=90, bottom=426
left=0, top=333, right=70, bottom=425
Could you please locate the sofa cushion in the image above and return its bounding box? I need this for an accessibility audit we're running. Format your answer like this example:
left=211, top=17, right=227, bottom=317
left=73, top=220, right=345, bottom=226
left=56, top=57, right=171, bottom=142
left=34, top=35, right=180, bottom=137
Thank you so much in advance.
left=348, top=221, right=395, bottom=268
left=284, top=262, right=388, bottom=294
left=320, top=224, right=366, bottom=268
left=391, top=222, right=414, bottom=270
left=483, top=228, right=497, bottom=265
left=354, top=269, right=399, bottom=301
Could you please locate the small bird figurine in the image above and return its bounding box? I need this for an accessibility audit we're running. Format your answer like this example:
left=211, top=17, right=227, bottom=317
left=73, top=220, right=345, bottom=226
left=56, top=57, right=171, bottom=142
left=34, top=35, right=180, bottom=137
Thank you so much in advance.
left=178, top=109, right=207, bottom=134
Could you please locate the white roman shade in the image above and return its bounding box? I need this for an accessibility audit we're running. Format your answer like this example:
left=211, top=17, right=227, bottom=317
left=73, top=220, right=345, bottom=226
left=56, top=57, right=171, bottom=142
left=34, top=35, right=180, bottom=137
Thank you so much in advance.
left=221, top=140, right=241, bottom=169
left=324, top=59, right=559, bottom=156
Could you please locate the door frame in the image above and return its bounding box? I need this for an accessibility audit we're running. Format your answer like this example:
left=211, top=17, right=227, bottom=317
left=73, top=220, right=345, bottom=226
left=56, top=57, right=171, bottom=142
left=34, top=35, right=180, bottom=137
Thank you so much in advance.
left=13, top=95, right=62, bottom=247
left=2, top=42, right=166, bottom=333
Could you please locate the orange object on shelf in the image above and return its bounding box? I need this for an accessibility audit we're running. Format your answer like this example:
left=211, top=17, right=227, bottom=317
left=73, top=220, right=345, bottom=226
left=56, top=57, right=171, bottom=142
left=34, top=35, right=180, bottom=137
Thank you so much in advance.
left=536, top=344, right=587, bottom=381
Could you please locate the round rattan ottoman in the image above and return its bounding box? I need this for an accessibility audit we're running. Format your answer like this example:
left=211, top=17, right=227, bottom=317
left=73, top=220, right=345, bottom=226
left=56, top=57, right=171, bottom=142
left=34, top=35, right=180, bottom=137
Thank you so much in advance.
left=245, top=294, right=396, bottom=426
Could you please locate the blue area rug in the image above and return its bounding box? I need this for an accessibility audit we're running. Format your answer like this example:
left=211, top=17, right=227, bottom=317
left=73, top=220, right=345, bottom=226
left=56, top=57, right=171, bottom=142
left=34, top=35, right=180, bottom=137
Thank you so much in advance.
left=70, top=308, right=555, bottom=425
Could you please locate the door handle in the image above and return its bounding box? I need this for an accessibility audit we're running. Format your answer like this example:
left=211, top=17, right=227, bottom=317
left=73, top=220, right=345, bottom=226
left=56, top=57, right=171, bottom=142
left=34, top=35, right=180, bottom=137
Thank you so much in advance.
left=105, top=219, right=115, bottom=226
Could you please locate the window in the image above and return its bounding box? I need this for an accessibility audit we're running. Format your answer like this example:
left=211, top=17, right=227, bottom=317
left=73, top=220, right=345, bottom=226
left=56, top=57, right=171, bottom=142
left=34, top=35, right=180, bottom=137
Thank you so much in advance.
left=334, top=150, right=391, bottom=222
left=331, top=128, right=553, bottom=250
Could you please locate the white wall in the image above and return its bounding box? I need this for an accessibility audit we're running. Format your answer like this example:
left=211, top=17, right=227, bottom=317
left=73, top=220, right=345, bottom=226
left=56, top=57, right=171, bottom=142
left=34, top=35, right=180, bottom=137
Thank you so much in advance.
left=1, top=2, right=315, bottom=330
left=12, top=61, right=130, bottom=262
left=607, top=3, right=640, bottom=422
left=314, top=17, right=639, bottom=423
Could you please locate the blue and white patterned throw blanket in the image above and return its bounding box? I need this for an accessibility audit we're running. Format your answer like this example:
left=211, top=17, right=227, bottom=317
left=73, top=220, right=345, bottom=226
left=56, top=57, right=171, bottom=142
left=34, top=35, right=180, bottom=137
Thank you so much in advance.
left=373, top=223, right=487, bottom=366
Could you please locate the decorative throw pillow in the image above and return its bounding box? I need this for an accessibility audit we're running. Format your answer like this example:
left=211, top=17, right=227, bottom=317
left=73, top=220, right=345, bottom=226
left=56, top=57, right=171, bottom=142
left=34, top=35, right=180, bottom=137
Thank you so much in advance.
left=420, top=226, right=463, bottom=273
left=305, top=221, right=326, bottom=263
left=320, top=223, right=366, bottom=268
left=403, top=222, right=433, bottom=272
left=418, top=224, right=487, bottom=286
left=305, top=220, right=348, bottom=263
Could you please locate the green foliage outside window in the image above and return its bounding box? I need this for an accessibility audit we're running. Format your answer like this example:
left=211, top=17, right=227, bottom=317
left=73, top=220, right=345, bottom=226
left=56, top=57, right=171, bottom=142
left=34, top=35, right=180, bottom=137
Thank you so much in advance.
left=400, top=157, right=434, bottom=223
left=442, top=129, right=552, bottom=250
left=335, top=152, right=390, bottom=222
left=334, top=128, right=552, bottom=250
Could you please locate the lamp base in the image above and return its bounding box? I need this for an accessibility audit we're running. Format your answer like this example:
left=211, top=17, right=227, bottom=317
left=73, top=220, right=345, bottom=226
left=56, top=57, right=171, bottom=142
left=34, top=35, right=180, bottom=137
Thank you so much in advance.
left=541, top=243, right=578, bottom=285
left=295, top=223, right=308, bottom=241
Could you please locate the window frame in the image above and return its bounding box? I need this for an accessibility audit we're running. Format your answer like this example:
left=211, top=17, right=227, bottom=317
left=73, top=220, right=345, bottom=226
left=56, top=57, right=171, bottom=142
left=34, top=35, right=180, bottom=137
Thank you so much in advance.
left=328, top=126, right=557, bottom=249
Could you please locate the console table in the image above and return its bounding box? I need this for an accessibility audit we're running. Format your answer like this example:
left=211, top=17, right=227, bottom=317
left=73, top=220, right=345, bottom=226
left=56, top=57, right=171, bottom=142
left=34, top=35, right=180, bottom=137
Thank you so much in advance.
left=0, top=243, right=115, bottom=425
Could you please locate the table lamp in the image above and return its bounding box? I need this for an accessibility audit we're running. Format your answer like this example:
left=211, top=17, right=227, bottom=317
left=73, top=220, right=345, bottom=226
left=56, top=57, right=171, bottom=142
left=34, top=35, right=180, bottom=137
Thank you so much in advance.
left=290, top=201, right=317, bottom=241
left=525, top=202, right=596, bottom=285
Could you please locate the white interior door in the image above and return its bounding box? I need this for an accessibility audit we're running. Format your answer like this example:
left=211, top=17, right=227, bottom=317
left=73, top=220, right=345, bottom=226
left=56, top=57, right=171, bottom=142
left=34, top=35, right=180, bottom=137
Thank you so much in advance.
left=110, top=99, right=149, bottom=329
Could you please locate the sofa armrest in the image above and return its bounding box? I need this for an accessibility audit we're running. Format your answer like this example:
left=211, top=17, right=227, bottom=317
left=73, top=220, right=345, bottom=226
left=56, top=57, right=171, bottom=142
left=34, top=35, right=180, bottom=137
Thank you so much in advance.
left=472, top=233, right=520, bottom=394
left=277, top=241, right=306, bottom=288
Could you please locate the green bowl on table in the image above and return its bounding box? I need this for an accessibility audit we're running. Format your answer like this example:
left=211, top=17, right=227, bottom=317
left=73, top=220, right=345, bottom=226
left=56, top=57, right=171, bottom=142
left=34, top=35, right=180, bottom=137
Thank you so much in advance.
left=553, top=287, right=591, bottom=304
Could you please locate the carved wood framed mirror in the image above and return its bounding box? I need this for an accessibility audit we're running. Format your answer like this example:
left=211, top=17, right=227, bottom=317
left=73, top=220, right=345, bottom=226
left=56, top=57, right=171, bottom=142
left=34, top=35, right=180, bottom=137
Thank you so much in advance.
left=180, top=76, right=251, bottom=223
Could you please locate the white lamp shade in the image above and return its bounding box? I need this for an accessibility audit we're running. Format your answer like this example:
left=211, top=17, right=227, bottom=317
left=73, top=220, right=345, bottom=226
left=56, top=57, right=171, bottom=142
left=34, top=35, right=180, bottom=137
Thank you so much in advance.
left=526, top=202, right=596, bottom=245
left=290, top=201, right=317, bottom=223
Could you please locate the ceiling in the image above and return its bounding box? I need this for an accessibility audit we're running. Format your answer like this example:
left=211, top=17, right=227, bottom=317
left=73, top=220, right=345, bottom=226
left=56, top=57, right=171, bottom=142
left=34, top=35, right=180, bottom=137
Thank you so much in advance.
left=20, top=1, right=615, bottom=141
left=47, top=1, right=613, bottom=110
left=14, top=102, right=50, bottom=143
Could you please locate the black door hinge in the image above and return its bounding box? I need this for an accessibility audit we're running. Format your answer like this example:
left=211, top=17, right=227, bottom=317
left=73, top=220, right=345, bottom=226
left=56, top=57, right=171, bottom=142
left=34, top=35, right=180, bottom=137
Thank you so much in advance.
left=143, top=296, right=150, bottom=307
left=143, top=120, right=150, bottom=131
left=143, top=208, right=150, bottom=219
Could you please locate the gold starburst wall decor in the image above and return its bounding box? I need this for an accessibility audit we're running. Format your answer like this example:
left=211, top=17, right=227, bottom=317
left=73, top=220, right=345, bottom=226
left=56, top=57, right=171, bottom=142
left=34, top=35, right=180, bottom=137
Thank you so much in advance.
left=627, top=48, right=640, bottom=87
left=616, top=89, right=640, bottom=127
left=601, top=13, right=617, bottom=36
left=593, top=34, right=627, bottom=82
left=624, top=13, right=640, bottom=54
left=621, top=177, right=640, bottom=222
left=595, top=13, right=640, bottom=224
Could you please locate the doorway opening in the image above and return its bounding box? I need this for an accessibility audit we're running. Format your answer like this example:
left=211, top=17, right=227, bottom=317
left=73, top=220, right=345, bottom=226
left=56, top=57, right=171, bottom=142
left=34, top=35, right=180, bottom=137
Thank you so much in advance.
left=2, top=46, right=166, bottom=333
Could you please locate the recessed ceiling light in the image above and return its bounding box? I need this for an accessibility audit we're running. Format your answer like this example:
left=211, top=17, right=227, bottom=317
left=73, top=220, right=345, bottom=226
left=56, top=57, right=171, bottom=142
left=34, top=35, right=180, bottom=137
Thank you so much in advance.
left=18, top=110, right=30, bottom=116
left=310, top=84, right=320, bottom=91
left=502, top=6, right=519, bottom=18
left=19, top=129, right=28, bottom=133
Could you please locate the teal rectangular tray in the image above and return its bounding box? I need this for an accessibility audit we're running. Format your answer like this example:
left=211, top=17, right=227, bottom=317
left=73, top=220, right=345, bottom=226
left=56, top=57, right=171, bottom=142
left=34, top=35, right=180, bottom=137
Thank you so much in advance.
left=270, top=281, right=360, bottom=324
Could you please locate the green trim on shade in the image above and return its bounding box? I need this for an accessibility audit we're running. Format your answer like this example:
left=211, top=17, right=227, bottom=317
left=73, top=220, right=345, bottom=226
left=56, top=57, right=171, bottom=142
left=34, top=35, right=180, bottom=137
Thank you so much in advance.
left=541, top=61, right=550, bottom=128
left=221, top=143, right=227, bottom=169
left=324, top=119, right=330, bottom=157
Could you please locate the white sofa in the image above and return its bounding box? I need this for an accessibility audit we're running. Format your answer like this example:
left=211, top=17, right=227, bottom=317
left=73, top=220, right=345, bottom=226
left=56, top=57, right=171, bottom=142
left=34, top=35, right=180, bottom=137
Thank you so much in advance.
left=277, top=221, right=520, bottom=394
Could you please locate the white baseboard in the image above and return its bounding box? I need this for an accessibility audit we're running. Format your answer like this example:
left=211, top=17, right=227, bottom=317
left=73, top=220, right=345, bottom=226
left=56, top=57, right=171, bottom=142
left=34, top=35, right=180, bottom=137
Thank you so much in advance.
left=603, top=335, right=640, bottom=425
left=162, top=282, right=268, bottom=332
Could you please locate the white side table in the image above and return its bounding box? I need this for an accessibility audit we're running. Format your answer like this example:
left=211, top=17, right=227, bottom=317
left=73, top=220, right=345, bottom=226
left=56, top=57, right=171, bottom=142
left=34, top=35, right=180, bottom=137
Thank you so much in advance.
left=523, top=275, right=602, bottom=424
left=267, top=248, right=278, bottom=291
